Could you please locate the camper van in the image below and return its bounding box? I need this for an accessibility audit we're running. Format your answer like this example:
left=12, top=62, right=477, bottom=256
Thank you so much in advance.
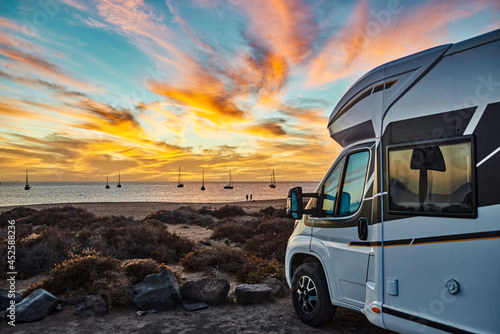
left=285, top=29, right=500, bottom=333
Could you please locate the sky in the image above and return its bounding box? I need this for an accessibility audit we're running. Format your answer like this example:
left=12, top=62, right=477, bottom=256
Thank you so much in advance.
left=0, top=0, right=499, bottom=183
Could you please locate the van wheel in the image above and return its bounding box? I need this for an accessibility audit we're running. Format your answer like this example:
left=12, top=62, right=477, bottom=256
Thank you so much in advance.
left=291, top=262, right=336, bottom=327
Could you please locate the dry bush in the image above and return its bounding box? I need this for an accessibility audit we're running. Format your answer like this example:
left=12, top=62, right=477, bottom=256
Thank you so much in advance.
left=11, top=227, right=78, bottom=278
left=244, top=218, right=295, bottom=261
left=258, top=206, right=277, bottom=217
left=200, top=205, right=247, bottom=219
left=97, top=222, right=195, bottom=264
left=24, top=206, right=96, bottom=230
left=29, top=254, right=131, bottom=307
left=0, top=207, right=37, bottom=227
left=180, top=244, right=244, bottom=273
left=144, top=208, right=214, bottom=227
left=210, top=218, right=256, bottom=244
left=236, top=255, right=285, bottom=284
left=121, top=258, right=170, bottom=284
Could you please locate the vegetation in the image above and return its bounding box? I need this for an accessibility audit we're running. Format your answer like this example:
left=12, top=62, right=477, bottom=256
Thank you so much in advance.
left=0, top=206, right=195, bottom=279
left=1, top=203, right=294, bottom=307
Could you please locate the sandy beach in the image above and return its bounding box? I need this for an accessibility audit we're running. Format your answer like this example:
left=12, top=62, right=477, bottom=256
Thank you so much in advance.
left=0, top=200, right=391, bottom=333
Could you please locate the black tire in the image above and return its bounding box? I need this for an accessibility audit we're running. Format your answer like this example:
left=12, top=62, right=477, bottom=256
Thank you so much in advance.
left=291, top=262, right=336, bottom=327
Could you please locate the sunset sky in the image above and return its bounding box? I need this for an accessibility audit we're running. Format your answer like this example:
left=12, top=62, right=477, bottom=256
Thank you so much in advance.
left=0, top=0, right=499, bottom=182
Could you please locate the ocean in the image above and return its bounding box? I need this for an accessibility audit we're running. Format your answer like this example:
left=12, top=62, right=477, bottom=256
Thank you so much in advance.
left=0, top=181, right=319, bottom=207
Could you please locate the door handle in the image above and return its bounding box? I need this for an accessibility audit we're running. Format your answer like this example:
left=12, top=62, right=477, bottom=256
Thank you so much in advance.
left=358, top=218, right=368, bottom=240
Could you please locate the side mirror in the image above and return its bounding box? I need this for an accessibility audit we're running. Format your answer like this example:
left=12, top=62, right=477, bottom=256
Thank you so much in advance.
left=287, top=187, right=304, bottom=220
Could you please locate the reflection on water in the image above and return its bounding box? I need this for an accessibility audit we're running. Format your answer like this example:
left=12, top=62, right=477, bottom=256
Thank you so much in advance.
left=0, top=182, right=318, bottom=207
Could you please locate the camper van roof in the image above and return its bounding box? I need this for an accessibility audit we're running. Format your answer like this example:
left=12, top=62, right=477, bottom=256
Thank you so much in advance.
left=327, top=28, right=500, bottom=146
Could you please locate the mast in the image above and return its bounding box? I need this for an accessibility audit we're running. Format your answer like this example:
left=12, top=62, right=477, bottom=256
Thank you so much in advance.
left=117, top=171, right=122, bottom=188
left=201, top=170, right=205, bottom=191
left=24, top=170, right=30, bottom=190
left=177, top=166, right=184, bottom=187
left=269, top=169, right=276, bottom=188
left=105, top=172, right=110, bottom=189
left=224, top=169, right=234, bottom=189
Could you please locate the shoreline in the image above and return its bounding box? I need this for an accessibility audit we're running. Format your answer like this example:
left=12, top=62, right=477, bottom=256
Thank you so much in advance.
left=0, top=199, right=287, bottom=220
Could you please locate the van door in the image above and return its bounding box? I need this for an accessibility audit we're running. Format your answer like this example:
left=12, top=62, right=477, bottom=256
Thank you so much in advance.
left=310, top=143, right=374, bottom=307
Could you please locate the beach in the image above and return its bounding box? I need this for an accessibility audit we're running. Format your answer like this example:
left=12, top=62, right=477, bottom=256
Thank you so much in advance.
left=0, top=200, right=390, bottom=333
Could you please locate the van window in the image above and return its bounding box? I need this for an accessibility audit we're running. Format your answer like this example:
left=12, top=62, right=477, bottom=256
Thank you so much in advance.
left=388, top=139, right=473, bottom=215
left=322, top=157, right=344, bottom=215
left=339, top=151, right=370, bottom=215
left=320, top=150, right=369, bottom=217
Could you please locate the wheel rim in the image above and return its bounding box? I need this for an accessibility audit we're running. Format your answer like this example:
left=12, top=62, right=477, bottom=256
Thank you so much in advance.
left=296, top=275, right=318, bottom=314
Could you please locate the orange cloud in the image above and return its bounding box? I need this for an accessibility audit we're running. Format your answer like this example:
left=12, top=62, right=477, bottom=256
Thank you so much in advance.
left=305, top=0, right=497, bottom=86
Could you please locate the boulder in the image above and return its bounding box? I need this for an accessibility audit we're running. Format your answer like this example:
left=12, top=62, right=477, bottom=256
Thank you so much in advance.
left=180, top=278, right=230, bottom=305
left=0, top=288, right=23, bottom=311
left=262, top=277, right=286, bottom=298
left=9, top=289, right=58, bottom=322
left=235, top=284, right=275, bottom=305
left=132, top=269, right=181, bottom=311
left=73, top=295, right=109, bottom=317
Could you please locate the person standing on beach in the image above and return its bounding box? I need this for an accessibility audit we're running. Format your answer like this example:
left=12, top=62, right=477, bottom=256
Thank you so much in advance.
left=250, top=194, right=253, bottom=201
left=246, top=194, right=249, bottom=201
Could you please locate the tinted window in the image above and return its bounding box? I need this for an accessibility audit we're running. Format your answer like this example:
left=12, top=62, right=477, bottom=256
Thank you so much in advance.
left=339, top=151, right=370, bottom=215
left=322, top=157, right=344, bottom=215
left=388, top=140, right=473, bottom=214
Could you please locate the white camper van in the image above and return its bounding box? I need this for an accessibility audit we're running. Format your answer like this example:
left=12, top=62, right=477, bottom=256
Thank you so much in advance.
left=285, top=29, right=500, bottom=334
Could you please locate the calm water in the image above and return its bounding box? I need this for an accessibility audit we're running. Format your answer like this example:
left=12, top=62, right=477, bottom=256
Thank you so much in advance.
left=0, top=182, right=318, bottom=207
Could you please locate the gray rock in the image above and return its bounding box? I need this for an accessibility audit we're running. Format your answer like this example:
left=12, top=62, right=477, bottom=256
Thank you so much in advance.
left=8, top=289, right=58, bottom=322
left=235, top=284, right=275, bottom=305
left=181, top=278, right=230, bottom=305
left=262, top=277, right=286, bottom=298
left=0, top=288, right=23, bottom=311
left=73, top=295, right=109, bottom=317
left=132, top=269, right=181, bottom=311
left=183, top=302, right=209, bottom=311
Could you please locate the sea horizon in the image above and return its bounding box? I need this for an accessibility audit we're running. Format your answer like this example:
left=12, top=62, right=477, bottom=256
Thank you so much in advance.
left=0, top=181, right=319, bottom=207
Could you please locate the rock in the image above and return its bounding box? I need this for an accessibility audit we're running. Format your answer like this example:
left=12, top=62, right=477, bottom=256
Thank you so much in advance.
left=0, top=288, right=23, bottom=311
left=180, top=278, right=230, bottom=305
left=183, top=302, right=209, bottom=311
left=9, top=289, right=58, bottom=322
left=132, top=269, right=181, bottom=311
left=235, top=284, right=275, bottom=305
left=262, top=277, right=286, bottom=298
left=73, top=295, right=109, bottom=317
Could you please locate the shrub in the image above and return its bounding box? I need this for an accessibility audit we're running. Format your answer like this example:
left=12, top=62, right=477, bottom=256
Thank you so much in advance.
left=26, top=206, right=96, bottom=229
left=11, top=227, right=78, bottom=278
left=30, top=254, right=131, bottom=307
left=244, top=218, right=295, bottom=261
left=236, top=255, right=284, bottom=284
left=97, top=222, right=195, bottom=263
left=258, top=206, right=276, bottom=217
left=180, top=244, right=244, bottom=273
left=121, top=259, right=170, bottom=284
left=201, top=205, right=247, bottom=219
left=210, top=219, right=255, bottom=244
left=0, top=207, right=37, bottom=227
left=144, top=209, right=214, bottom=227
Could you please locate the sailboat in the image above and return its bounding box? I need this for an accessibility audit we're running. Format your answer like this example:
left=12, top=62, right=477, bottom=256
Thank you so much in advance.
left=224, top=170, right=234, bottom=189
left=269, top=169, right=277, bottom=188
left=24, top=170, right=31, bottom=190
left=201, top=170, right=205, bottom=191
left=105, top=173, right=110, bottom=189
left=117, top=171, right=122, bottom=188
left=177, top=166, right=184, bottom=188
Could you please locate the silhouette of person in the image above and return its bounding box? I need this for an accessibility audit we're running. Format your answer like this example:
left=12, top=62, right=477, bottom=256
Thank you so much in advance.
left=250, top=194, right=253, bottom=201
left=246, top=194, right=249, bottom=201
